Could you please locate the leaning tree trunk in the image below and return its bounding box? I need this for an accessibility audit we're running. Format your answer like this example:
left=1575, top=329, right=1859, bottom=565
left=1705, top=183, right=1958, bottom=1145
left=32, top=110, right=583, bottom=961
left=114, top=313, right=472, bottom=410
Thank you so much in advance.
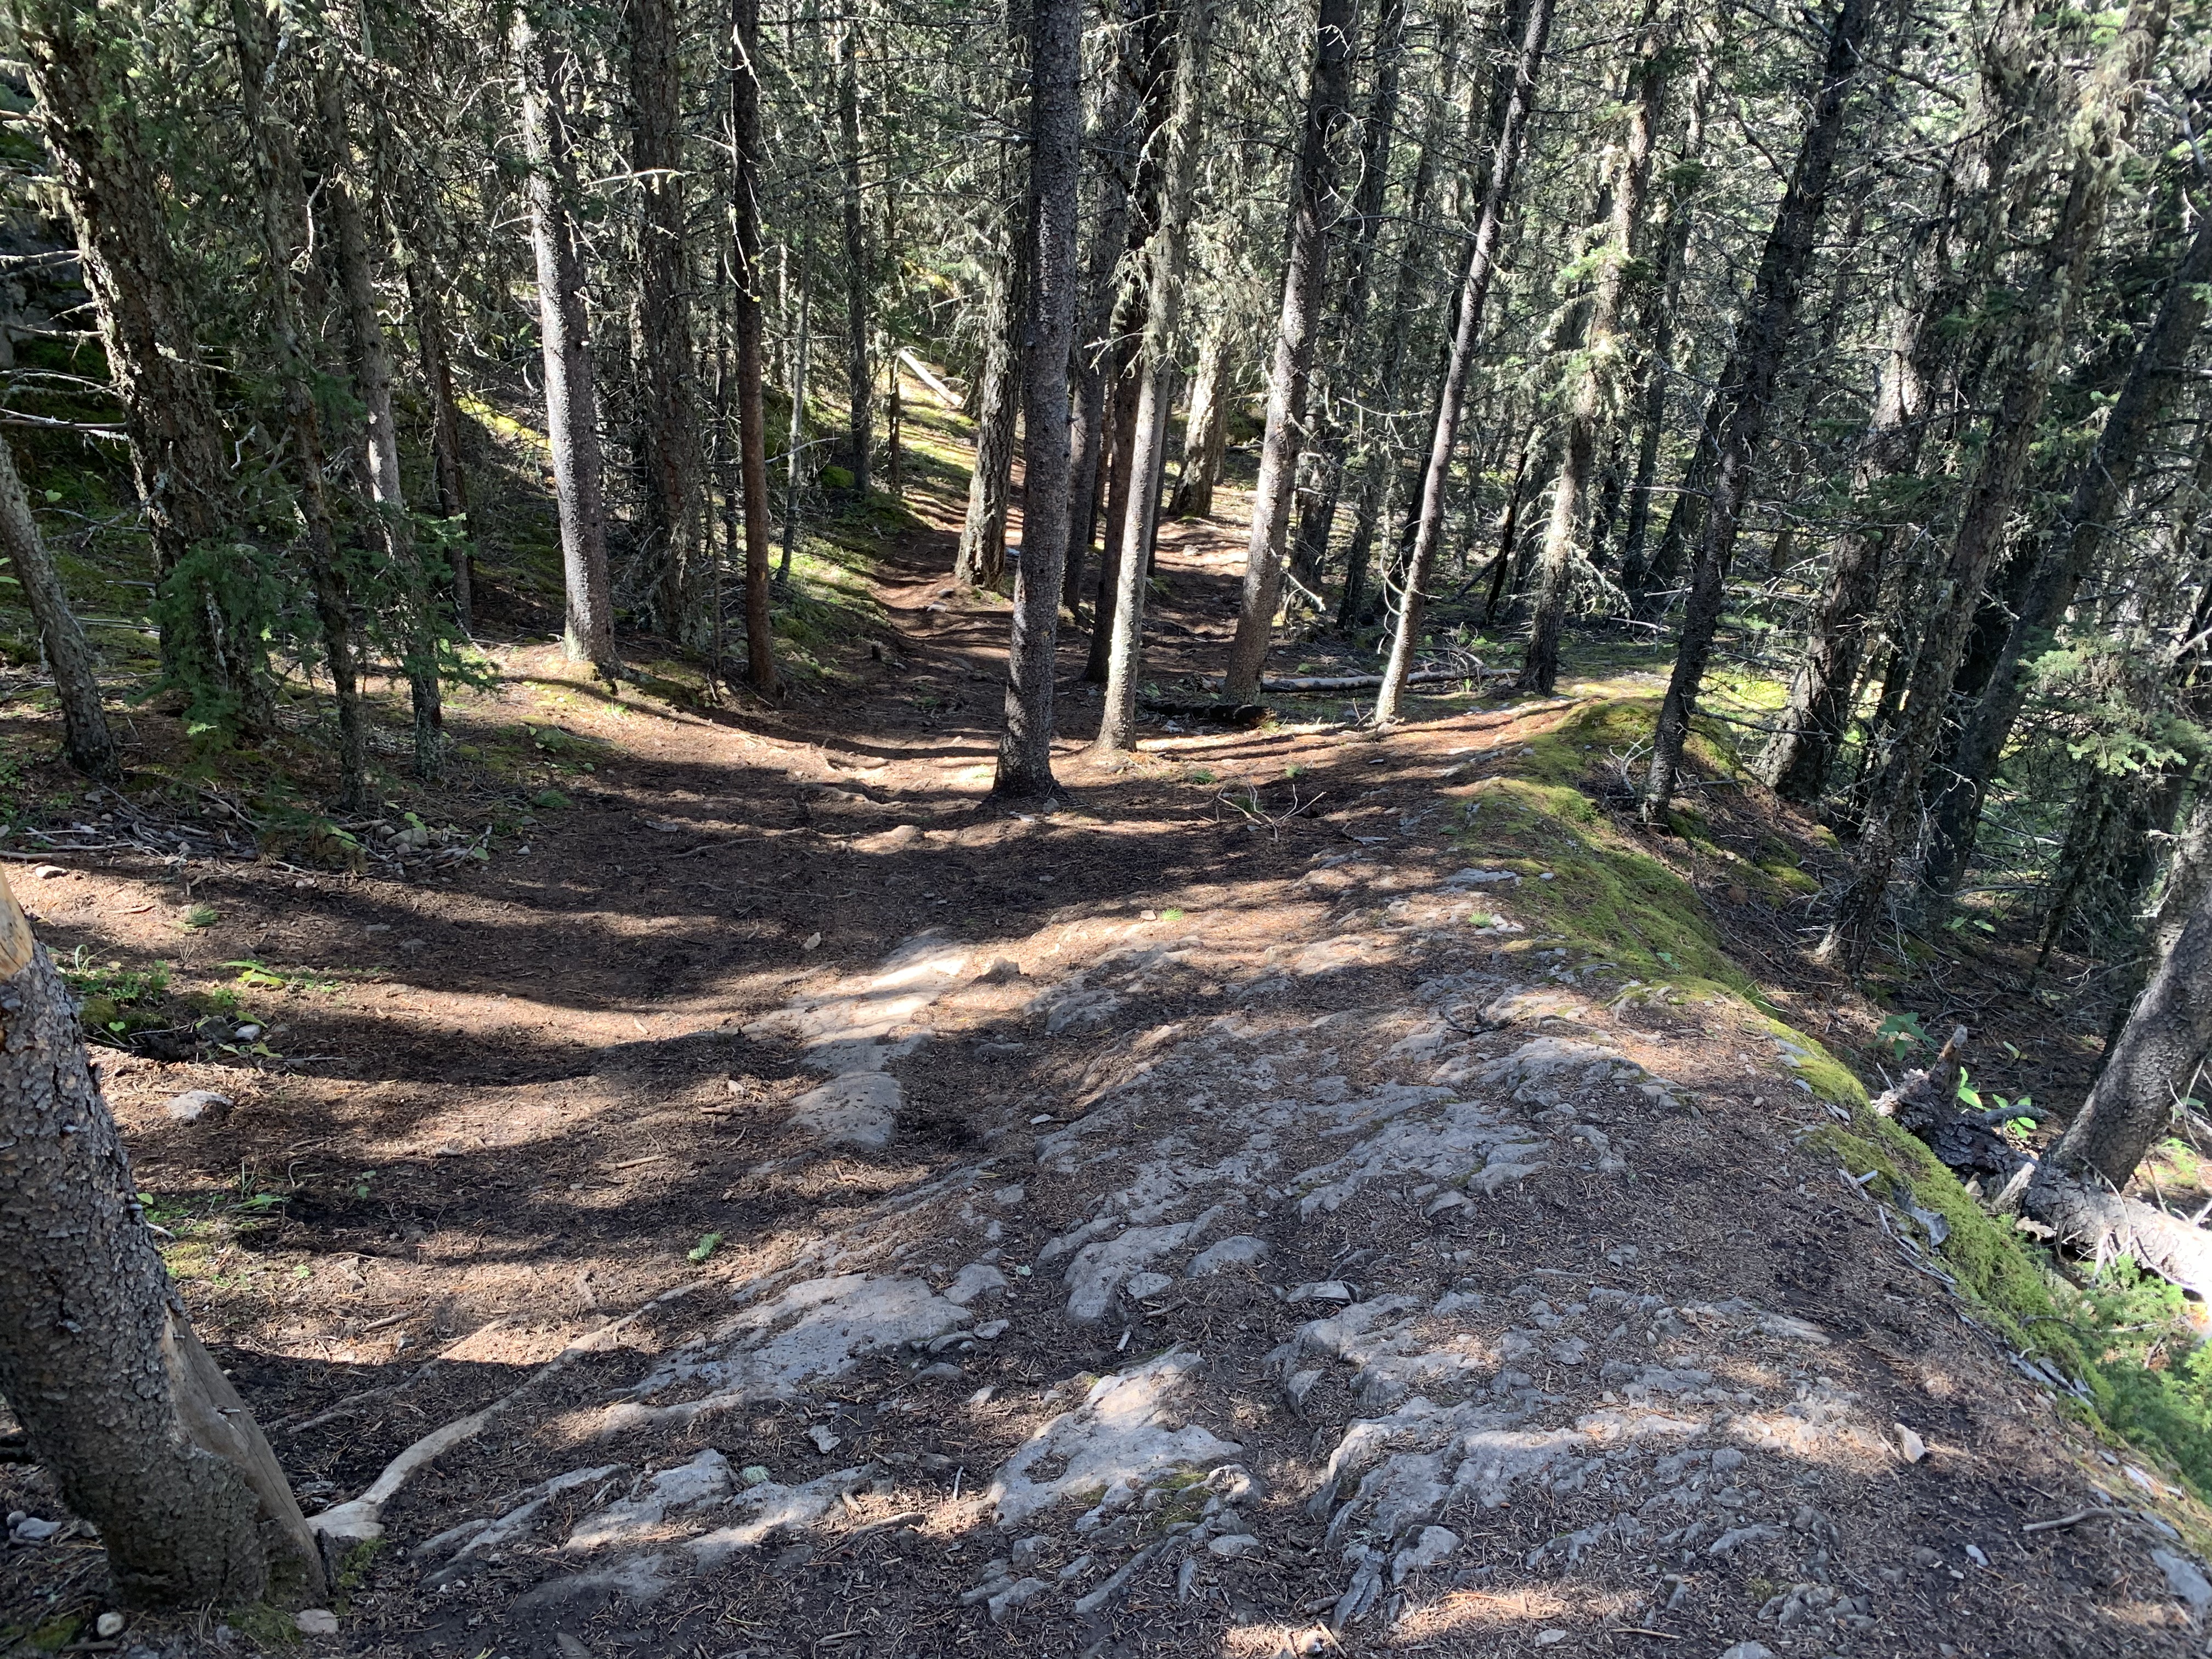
left=731, top=0, right=777, bottom=695
left=1373, top=0, right=1553, bottom=726
left=0, top=870, right=325, bottom=1606
left=1920, top=204, right=2212, bottom=893
left=1222, top=0, right=1358, bottom=698
left=632, top=0, right=708, bottom=649
left=1518, top=0, right=1666, bottom=694
left=1095, top=0, right=1216, bottom=758
left=18, top=0, right=268, bottom=738
left=516, top=9, right=616, bottom=671
left=0, top=438, right=111, bottom=778
left=1639, top=0, right=1875, bottom=820
left=992, top=0, right=1081, bottom=800
left=1825, top=0, right=2167, bottom=969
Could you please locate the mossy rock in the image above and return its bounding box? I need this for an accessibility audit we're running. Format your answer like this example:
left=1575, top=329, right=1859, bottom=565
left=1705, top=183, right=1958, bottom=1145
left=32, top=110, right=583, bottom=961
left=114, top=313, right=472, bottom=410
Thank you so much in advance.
left=817, top=463, right=856, bottom=491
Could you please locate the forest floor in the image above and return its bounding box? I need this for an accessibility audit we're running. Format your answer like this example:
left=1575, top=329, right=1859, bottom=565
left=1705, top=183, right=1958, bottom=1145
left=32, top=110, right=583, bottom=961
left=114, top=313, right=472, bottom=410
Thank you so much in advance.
left=2, top=399, right=2208, bottom=1659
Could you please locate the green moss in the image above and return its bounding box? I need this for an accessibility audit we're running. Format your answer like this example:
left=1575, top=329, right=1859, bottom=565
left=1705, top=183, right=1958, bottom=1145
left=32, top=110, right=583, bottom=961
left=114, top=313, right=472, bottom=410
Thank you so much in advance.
left=26, top=1615, right=83, bottom=1652
left=229, top=1600, right=303, bottom=1647
left=1762, top=1019, right=1867, bottom=1108
left=1759, top=859, right=1820, bottom=894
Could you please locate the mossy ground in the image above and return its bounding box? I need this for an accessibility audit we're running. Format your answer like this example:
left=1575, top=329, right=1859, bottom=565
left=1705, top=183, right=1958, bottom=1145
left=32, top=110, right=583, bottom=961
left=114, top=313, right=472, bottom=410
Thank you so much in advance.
left=1473, top=684, right=2212, bottom=1518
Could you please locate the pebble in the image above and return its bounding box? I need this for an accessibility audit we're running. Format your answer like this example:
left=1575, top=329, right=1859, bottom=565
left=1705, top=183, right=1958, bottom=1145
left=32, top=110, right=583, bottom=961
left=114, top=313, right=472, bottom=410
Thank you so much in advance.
left=1206, top=1533, right=1262, bottom=1559
left=9, top=1516, right=60, bottom=1542
left=1534, top=1632, right=1568, bottom=1647
left=293, top=1610, right=338, bottom=1636
left=917, top=1362, right=963, bottom=1381
left=807, top=1425, right=841, bottom=1453
left=973, top=1319, right=1010, bottom=1340
left=31, top=864, right=64, bottom=879
left=1895, top=1423, right=1926, bottom=1463
left=1717, top=1646, right=1775, bottom=1659
left=95, top=1614, right=125, bottom=1639
left=163, top=1090, right=233, bottom=1125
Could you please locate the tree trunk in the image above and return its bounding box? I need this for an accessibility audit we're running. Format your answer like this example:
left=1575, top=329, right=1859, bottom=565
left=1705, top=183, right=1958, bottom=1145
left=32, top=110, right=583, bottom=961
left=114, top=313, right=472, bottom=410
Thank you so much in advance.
left=1167, top=323, right=1228, bottom=520
left=1082, top=348, right=1142, bottom=681
left=1336, top=40, right=1458, bottom=632
left=314, top=56, right=445, bottom=781
left=234, top=0, right=368, bottom=814
left=1824, top=0, right=2167, bottom=969
left=1222, top=0, right=1358, bottom=698
left=992, top=0, right=1081, bottom=799
left=632, top=0, right=708, bottom=650
left=19, top=0, right=269, bottom=738
left=1066, top=1, right=1150, bottom=611
left=0, top=870, right=325, bottom=1606
left=1757, top=295, right=1929, bottom=801
left=837, top=14, right=873, bottom=494
left=1095, top=0, right=1217, bottom=758
left=402, top=257, right=473, bottom=629
left=732, top=0, right=777, bottom=694
left=779, top=242, right=812, bottom=585
left=1639, top=0, right=1875, bottom=820
left=516, top=9, right=617, bottom=671
left=1285, top=0, right=1408, bottom=599
left=1519, top=0, right=1666, bottom=693
left=1373, top=0, right=1553, bottom=726
left=0, top=439, right=111, bottom=778
left=1921, top=206, right=2212, bottom=891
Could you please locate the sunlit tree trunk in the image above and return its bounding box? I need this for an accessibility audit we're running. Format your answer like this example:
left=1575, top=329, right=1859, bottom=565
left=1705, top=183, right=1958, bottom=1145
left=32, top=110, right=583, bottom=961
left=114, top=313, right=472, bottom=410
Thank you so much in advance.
left=516, top=8, right=616, bottom=670
left=0, top=438, right=111, bottom=778
left=837, top=13, right=873, bottom=494
left=731, top=0, right=777, bottom=694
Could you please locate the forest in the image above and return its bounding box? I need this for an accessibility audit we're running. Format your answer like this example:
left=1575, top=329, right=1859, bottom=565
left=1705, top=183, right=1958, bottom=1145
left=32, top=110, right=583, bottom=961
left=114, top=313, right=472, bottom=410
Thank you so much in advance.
left=7, top=0, right=2212, bottom=1651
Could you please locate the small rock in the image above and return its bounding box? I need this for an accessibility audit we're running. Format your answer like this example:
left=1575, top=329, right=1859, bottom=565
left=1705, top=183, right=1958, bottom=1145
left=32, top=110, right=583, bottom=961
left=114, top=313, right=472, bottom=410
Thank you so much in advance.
left=95, top=1614, right=125, bottom=1639
left=1123, top=1271, right=1175, bottom=1301
left=1011, top=1534, right=1048, bottom=1567
left=807, top=1424, right=841, bottom=1454
left=1391, top=1525, right=1460, bottom=1582
left=918, top=1362, right=963, bottom=1381
left=973, top=1319, right=1010, bottom=1340
left=31, top=864, right=64, bottom=879
left=1895, top=1423, right=1926, bottom=1464
left=988, top=1576, right=1048, bottom=1622
left=1534, top=1632, right=1568, bottom=1648
left=2154, top=1549, right=2212, bottom=1621
left=1717, top=1646, right=1775, bottom=1659
left=1188, top=1235, right=1269, bottom=1276
left=1206, top=1533, right=1262, bottom=1559
left=399, top=937, right=427, bottom=951
left=294, top=1610, right=338, bottom=1637
left=1205, top=1464, right=1261, bottom=1503
left=555, top=1635, right=592, bottom=1659
left=1286, top=1280, right=1353, bottom=1304
left=233, top=1024, right=263, bottom=1042
left=10, top=1516, right=60, bottom=1542
left=946, top=1262, right=1009, bottom=1306
left=163, top=1090, right=233, bottom=1125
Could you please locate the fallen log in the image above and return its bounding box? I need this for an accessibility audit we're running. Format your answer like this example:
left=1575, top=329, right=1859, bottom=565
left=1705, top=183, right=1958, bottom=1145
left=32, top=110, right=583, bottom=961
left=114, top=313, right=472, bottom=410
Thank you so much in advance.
left=1242, top=666, right=1516, bottom=693
left=1875, top=1026, right=2212, bottom=1302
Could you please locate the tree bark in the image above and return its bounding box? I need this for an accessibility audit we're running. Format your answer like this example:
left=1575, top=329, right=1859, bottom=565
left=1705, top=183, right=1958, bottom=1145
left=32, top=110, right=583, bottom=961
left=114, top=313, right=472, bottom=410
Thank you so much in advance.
left=0, top=871, right=325, bottom=1606
left=18, top=0, right=269, bottom=737
left=234, top=0, right=369, bottom=814
left=314, top=51, right=445, bottom=780
left=1373, top=0, right=1553, bottom=726
left=1920, top=206, right=2212, bottom=892
left=1639, top=0, right=1875, bottom=820
left=1222, top=0, right=1358, bottom=698
left=1094, top=0, right=1217, bottom=757
left=1167, top=323, right=1228, bottom=520
left=1285, top=0, right=1408, bottom=597
left=1824, top=0, right=2167, bottom=968
left=1065, top=1, right=1147, bottom=605
left=731, top=0, right=777, bottom=695
left=1518, top=0, right=1666, bottom=693
left=991, top=0, right=1081, bottom=799
left=632, top=0, right=709, bottom=650
left=402, top=257, right=473, bottom=628
left=0, top=438, right=111, bottom=778
left=516, top=8, right=616, bottom=670
left=837, top=13, right=873, bottom=494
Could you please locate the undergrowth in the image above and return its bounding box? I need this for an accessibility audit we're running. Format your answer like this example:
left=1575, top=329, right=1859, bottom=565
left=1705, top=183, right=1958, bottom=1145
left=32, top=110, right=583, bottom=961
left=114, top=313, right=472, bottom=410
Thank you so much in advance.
left=1483, top=690, right=2212, bottom=1513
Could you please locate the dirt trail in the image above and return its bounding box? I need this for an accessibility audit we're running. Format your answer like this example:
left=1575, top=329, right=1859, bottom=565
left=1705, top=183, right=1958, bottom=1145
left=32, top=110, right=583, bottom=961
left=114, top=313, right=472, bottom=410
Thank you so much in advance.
left=1, top=473, right=2204, bottom=1659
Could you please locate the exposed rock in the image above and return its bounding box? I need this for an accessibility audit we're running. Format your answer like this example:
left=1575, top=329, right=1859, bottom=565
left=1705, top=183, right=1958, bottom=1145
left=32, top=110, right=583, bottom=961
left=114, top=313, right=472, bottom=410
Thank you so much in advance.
left=1189, top=1235, right=1269, bottom=1276
left=946, top=1262, right=1008, bottom=1306
left=989, top=1350, right=1241, bottom=1525
left=789, top=1073, right=902, bottom=1150
left=163, top=1090, right=233, bottom=1124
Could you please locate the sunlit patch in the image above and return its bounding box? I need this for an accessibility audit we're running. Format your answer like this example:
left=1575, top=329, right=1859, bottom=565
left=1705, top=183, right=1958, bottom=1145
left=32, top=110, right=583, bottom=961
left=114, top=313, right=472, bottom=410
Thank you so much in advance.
left=1390, top=1583, right=1640, bottom=1644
